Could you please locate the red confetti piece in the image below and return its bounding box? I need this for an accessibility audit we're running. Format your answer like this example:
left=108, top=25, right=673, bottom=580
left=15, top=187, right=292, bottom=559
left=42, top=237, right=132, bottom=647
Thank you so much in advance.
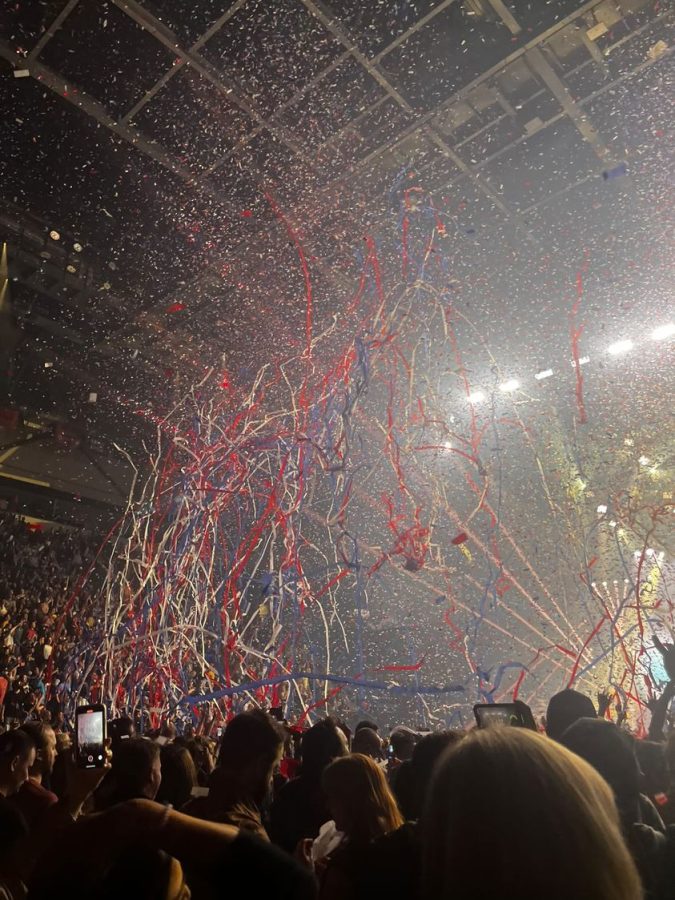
left=452, top=532, right=468, bottom=545
left=166, top=302, right=185, bottom=313
left=241, top=209, right=253, bottom=218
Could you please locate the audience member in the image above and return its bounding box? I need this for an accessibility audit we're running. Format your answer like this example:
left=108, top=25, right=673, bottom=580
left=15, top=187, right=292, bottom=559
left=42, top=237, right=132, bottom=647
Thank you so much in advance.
left=270, top=717, right=348, bottom=852
left=351, top=726, right=383, bottom=760
left=545, top=687, right=597, bottom=741
left=155, top=743, right=198, bottom=809
left=310, top=753, right=403, bottom=898
left=95, top=737, right=161, bottom=810
left=184, top=710, right=284, bottom=839
left=10, top=722, right=58, bottom=827
left=0, top=729, right=35, bottom=799
left=422, top=726, right=642, bottom=900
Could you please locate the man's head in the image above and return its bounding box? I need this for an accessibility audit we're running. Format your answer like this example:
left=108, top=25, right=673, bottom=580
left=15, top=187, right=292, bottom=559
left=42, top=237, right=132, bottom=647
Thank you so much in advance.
left=0, top=729, right=36, bottom=796
left=19, top=721, right=57, bottom=780
left=354, top=720, right=378, bottom=735
left=104, top=737, right=162, bottom=806
left=390, top=726, right=419, bottom=762
left=352, top=727, right=383, bottom=760
left=217, top=710, right=285, bottom=803
left=546, top=689, right=597, bottom=742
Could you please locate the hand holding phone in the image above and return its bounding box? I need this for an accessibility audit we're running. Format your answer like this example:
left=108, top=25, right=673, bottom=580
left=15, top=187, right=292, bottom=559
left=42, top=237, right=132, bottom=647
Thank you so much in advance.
left=75, top=704, right=107, bottom=768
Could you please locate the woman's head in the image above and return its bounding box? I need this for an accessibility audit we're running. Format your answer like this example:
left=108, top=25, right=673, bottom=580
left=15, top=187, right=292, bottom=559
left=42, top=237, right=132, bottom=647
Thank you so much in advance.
left=322, top=753, right=403, bottom=844
left=422, top=727, right=642, bottom=900
left=155, top=744, right=197, bottom=809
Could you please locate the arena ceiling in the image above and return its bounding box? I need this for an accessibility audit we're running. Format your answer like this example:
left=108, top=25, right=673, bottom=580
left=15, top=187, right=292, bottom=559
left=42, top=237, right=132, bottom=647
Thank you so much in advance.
left=0, top=0, right=672, bottom=423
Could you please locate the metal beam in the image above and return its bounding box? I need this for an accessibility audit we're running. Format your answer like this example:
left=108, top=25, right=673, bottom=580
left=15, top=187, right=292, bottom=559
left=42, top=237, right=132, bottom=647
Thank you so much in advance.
left=526, top=46, right=613, bottom=162
left=300, top=0, right=525, bottom=226
left=112, top=0, right=310, bottom=163
left=309, top=0, right=611, bottom=193
left=28, top=0, right=80, bottom=61
left=487, top=0, right=522, bottom=35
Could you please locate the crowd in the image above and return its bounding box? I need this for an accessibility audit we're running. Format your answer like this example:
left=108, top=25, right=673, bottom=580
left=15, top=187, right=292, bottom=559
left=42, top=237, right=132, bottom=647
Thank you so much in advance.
left=0, top=513, right=105, bottom=727
left=2, top=514, right=675, bottom=897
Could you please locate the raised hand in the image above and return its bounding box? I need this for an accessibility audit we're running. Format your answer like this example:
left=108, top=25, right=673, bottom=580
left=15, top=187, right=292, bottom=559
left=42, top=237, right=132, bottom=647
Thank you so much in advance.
left=653, top=635, right=675, bottom=682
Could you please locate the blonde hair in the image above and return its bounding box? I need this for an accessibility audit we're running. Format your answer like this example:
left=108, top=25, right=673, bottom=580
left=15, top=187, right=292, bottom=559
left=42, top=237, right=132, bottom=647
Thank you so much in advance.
left=322, top=753, right=404, bottom=844
left=422, top=727, right=642, bottom=900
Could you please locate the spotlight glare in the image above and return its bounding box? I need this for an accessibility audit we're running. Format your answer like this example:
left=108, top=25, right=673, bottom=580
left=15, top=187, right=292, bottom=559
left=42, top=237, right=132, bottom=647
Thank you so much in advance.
left=467, top=391, right=485, bottom=404
left=651, top=323, right=675, bottom=341
left=499, top=378, right=520, bottom=393
left=607, top=339, right=633, bottom=356
left=534, top=368, right=553, bottom=380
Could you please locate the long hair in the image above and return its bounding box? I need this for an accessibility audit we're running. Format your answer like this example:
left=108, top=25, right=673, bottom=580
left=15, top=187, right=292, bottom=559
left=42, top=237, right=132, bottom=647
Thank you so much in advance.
left=422, top=727, right=642, bottom=900
left=156, top=743, right=197, bottom=809
left=322, top=753, right=404, bottom=844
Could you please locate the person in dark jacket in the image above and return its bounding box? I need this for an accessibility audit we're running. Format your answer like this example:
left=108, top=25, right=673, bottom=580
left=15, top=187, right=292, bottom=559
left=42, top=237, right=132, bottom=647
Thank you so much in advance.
left=269, top=717, right=347, bottom=853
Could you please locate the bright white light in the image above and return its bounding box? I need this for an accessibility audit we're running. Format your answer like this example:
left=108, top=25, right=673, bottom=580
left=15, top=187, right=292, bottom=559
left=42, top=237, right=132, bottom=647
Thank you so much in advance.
left=597, top=504, right=607, bottom=514
left=443, top=441, right=452, bottom=450
left=639, top=455, right=651, bottom=466
left=499, top=379, right=520, bottom=393
left=49, top=230, right=60, bottom=241
left=535, top=368, right=553, bottom=380
left=608, top=339, right=633, bottom=356
left=468, top=391, right=485, bottom=404
left=651, top=323, right=675, bottom=341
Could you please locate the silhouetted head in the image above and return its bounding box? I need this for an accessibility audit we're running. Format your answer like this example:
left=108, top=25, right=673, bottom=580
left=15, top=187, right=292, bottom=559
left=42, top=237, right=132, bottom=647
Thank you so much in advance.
left=546, top=689, right=596, bottom=741
left=559, top=717, right=640, bottom=831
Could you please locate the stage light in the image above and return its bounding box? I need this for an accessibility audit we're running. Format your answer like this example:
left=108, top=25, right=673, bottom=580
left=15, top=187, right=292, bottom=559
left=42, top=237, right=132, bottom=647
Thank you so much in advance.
left=535, top=368, right=553, bottom=380
left=651, top=322, right=675, bottom=341
left=597, top=504, right=607, bottom=514
left=468, top=391, right=485, bottom=404
left=607, top=339, right=633, bottom=356
left=499, top=378, right=520, bottom=393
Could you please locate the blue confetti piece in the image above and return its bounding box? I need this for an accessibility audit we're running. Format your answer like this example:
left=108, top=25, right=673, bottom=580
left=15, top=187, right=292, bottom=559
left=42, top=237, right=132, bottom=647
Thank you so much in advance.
left=603, top=162, right=628, bottom=181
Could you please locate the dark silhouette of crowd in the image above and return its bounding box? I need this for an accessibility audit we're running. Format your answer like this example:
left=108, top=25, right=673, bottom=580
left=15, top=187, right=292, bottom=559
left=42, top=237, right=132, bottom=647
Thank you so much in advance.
left=2, top=513, right=675, bottom=898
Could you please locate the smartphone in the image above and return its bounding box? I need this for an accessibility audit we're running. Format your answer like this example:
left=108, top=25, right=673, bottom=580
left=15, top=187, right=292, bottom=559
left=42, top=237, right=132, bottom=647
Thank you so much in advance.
left=473, top=703, right=524, bottom=728
left=75, top=704, right=107, bottom=768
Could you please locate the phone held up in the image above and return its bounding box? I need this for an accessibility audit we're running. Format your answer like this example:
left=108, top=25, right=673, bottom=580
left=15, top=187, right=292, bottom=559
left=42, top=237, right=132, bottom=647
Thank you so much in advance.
left=473, top=702, right=527, bottom=729
left=75, top=704, right=107, bottom=768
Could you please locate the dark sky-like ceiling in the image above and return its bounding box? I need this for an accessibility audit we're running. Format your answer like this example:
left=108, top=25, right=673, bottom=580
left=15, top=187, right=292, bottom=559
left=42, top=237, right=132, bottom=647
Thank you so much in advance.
left=1, top=0, right=673, bottom=723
